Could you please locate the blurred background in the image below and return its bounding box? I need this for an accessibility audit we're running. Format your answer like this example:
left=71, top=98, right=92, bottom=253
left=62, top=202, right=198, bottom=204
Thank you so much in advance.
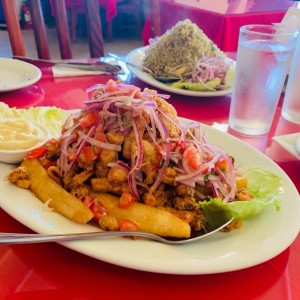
left=0, top=0, right=146, bottom=58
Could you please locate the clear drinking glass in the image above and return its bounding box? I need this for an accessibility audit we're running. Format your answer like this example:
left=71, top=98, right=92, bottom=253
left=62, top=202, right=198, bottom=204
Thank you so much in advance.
left=282, top=35, right=300, bottom=124
left=228, top=24, right=299, bottom=136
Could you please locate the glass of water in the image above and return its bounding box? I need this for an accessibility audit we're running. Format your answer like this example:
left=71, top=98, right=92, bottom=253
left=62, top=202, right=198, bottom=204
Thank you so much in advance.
left=228, top=24, right=299, bottom=136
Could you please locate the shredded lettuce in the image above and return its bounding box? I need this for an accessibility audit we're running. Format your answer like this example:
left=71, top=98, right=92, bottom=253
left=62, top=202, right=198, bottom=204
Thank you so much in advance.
left=0, top=102, right=65, bottom=138
left=200, top=166, right=282, bottom=226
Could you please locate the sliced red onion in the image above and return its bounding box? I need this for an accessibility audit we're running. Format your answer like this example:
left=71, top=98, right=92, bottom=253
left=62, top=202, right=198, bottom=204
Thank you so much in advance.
left=131, top=117, right=143, bottom=170
left=77, top=131, right=121, bottom=151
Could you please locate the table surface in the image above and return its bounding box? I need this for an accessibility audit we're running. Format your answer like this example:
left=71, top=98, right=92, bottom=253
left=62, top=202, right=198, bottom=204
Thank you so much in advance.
left=142, top=0, right=298, bottom=52
left=173, top=0, right=299, bottom=15
left=0, top=60, right=300, bottom=300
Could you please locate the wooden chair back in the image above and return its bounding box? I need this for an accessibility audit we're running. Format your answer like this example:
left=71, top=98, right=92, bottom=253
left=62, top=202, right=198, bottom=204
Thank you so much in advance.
left=2, top=0, right=104, bottom=59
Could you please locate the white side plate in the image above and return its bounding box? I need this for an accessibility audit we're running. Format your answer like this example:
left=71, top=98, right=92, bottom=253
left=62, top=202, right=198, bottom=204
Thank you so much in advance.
left=126, top=47, right=235, bottom=97
left=0, top=58, right=42, bottom=92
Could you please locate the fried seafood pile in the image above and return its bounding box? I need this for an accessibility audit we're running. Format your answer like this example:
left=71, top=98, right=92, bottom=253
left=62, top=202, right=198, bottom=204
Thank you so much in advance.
left=8, top=80, right=255, bottom=237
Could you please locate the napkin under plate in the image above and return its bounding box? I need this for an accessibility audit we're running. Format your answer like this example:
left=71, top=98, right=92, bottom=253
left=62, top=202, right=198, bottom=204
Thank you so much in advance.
left=52, top=65, right=108, bottom=77
left=272, top=132, right=300, bottom=160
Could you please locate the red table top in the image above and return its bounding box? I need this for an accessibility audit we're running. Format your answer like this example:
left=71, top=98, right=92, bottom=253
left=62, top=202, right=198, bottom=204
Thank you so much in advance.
left=1, top=62, right=300, bottom=300
left=173, top=0, right=298, bottom=15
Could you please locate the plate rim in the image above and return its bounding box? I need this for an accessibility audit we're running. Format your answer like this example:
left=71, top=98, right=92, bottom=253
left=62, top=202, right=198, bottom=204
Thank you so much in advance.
left=126, top=46, right=234, bottom=97
left=0, top=118, right=300, bottom=274
left=0, top=58, right=42, bottom=92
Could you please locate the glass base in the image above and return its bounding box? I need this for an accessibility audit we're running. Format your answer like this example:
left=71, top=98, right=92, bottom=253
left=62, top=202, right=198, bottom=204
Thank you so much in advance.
left=281, top=110, right=300, bottom=124
left=228, top=121, right=270, bottom=136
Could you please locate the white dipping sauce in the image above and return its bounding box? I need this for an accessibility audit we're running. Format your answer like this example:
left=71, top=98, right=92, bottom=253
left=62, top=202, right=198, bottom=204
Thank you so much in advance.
left=0, top=118, right=47, bottom=150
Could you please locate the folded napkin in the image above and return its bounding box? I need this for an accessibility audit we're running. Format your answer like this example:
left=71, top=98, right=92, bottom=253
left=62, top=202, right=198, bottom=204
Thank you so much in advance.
left=280, top=7, right=300, bottom=29
left=272, top=133, right=300, bottom=160
left=52, top=65, right=108, bottom=78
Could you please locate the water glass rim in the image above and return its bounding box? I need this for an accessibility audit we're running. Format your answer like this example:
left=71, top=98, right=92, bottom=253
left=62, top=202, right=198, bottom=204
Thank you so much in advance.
left=240, top=24, right=299, bottom=37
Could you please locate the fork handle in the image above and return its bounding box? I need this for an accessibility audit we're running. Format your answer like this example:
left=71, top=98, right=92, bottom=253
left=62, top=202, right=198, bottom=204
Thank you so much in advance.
left=0, top=231, right=160, bottom=245
left=107, top=53, right=152, bottom=74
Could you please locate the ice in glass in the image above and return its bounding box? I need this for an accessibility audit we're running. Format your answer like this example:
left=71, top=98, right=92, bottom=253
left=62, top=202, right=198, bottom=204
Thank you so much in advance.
left=229, top=25, right=299, bottom=135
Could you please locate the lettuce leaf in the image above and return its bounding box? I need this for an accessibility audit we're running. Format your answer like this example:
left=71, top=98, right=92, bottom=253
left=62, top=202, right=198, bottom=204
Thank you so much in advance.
left=199, top=166, right=282, bottom=227
left=0, top=102, right=65, bottom=138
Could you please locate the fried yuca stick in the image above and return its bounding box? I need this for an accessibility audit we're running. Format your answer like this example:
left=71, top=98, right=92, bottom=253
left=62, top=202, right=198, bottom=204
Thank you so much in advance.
left=92, top=192, right=191, bottom=238
left=21, top=158, right=94, bottom=223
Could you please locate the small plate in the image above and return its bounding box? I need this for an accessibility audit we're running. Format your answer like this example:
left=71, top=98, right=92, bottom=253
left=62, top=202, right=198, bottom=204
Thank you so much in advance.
left=272, top=133, right=300, bottom=160
left=126, top=47, right=235, bottom=97
left=0, top=58, right=42, bottom=92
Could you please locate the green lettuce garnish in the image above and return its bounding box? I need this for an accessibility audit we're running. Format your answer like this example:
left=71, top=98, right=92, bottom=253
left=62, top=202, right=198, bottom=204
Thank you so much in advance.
left=0, top=102, right=65, bottom=138
left=200, top=166, right=282, bottom=227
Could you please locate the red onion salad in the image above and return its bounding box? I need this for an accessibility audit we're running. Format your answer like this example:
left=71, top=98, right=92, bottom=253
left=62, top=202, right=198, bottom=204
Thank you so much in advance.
left=190, top=56, right=231, bottom=87
left=171, top=55, right=233, bottom=91
left=57, top=80, right=236, bottom=203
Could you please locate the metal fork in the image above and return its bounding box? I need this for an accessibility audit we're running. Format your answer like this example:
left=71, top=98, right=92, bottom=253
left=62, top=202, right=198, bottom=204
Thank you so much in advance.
left=0, top=216, right=233, bottom=245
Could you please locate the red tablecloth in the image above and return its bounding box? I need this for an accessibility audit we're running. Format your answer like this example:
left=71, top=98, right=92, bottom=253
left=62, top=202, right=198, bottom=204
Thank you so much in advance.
left=0, top=61, right=300, bottom=299
left=142, top=0, right=298, bottom=51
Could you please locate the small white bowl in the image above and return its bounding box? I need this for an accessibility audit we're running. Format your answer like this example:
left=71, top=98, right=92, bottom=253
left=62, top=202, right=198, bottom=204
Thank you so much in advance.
left=0, top=120, right=51, bottom=164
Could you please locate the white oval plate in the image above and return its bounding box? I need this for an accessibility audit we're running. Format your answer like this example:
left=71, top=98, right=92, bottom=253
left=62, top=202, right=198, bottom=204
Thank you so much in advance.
left=0, top=58, right=42, bottom=92
left=126, top=47, right=234, bottom=97
left=0, top=119, right=299, bottom=275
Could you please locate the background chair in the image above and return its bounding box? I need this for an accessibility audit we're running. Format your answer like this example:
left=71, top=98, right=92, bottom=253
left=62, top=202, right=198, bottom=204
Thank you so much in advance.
left=2, top=0, right=104, bottom=59
left=69, top=0, right=85, bottom=42
left=107, top=0, right=143, bottom=42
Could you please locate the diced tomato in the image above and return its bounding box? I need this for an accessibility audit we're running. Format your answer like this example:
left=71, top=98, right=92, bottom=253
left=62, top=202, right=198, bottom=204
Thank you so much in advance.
left=106, top=79, right=118, bottom=93
left=170, top=142, right=177, bottom=152
left=26, top=146, right=48, bottom=159
left=206, top=154, right=214, bottom=161
left=184, top=145, right=201, bottom=170
left=127, top=88, right=142, bottom=99
left=83, top=195, right=94, bottom=207
left=215, top=157, right=229, bottom=171
left=151, top=151, right=162, bottom=171
left=68, top=151, right=77, bottom=161
left=79, top=112, right=98, bottom=129
left=118, top=219, right=139, bottom=231
left=95, top=124, right=106, bottom=142
left=119, top=192, right=136, bottom=208
left=133, top=90, right=142, bottom=99
left=83, top=196, right=108, bottom=221
left=82, top=146, right=95, bottom=162
left=177, top=140, right=187, bottom=151
left=170, top=140, right=187, bottom=154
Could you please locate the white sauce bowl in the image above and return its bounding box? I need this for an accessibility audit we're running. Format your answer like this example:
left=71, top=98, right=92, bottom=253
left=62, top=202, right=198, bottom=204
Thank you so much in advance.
left=0, top=119, right=51, bottom=164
